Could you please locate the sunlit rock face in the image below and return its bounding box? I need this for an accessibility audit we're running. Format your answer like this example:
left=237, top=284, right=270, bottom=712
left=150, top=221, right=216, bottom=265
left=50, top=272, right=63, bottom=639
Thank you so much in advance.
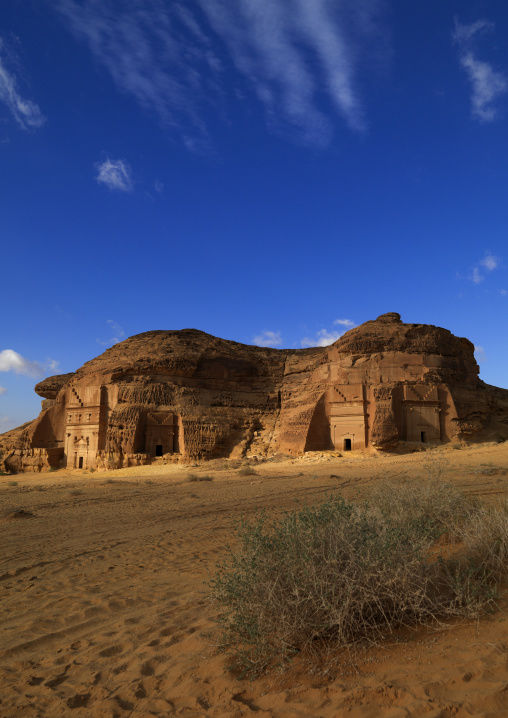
left=2, top=314, right=507, bottom=472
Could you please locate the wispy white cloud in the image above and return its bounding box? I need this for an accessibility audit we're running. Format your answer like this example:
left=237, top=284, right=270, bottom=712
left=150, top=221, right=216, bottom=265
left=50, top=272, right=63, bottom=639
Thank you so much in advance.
left=453, top=19, right=508, bottom=122
left=46, top=359, right=60, bottom=373
left=501, top=289, right=507, bottom=296
left=53, top=0, right=217, bottom=148
left=198, top=0, right=375, bottom=142
left=0, top=38, right=45, bottom=130
left=53, top=0, right=385, bottom=147
left=96, top=158, right=133, bottom=192
left=333, top=318, right=356, bottom=328
left=453, top=20, right=492, bottom=45
left=301, top=329, right=343, bottom=347
left=470, top=251, right=501, bottom=284
left=480, top=252, right=500, bottom=271
left=253, top=330, right=282, bottom=348
left=0, top=350, right=58, bottom=378
left=471, top=266, right=484, bottom=284
left=301, top=318, right=356, bottom=347
left=474, top=345, right=487, bottom=363
left=97, top=320, right=125, bottom=346
left=0, top=386, right=6, bottom=395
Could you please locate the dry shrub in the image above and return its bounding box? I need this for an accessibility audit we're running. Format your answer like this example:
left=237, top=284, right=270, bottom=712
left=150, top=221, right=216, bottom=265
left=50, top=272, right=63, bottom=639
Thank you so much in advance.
left=363, top=476, right=478, bottom=543
left=211, top=481, right=508, bottom=677
left=473, top=465, right=505, bottom=476
left=238, top=466, right=257, bottom=477
left=457, top=501, right=508, bottom=577
left=187, top=473, right=214, bottom=482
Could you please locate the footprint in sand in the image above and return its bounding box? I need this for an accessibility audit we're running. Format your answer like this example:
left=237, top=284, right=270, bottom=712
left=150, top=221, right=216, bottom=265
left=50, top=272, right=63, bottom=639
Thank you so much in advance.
left=134, top=681, right=147, bottom=699
left=27, top=675, right=44, bottom=686
left=45, top=666, right=70, bottom=689
left=113, top=663, right=128, bottom=674
left=98, top=644, right=124, bottom=658
left=141, top=660, right=156, bottom=676
left=159, top=625, right=180, bottom=637
left=114, top=695, right=134, bottom=711
left=66, top=693, right=90, bottom=709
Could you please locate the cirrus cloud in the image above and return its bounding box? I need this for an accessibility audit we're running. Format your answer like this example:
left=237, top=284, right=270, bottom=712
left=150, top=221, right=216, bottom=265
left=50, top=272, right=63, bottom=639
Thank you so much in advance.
left=453, top=19, right=508, bottom=123
left=96, top=158, right=133, bottom=192
left=53, top=0, right=386, bottom=148
left=97, top=320, right=126, bottom=346
left=0, top=38, right=46, bottom=130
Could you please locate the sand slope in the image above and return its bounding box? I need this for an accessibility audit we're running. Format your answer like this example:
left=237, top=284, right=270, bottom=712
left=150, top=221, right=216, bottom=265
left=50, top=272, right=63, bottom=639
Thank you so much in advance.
left=2, top=444, right=508, bottom=717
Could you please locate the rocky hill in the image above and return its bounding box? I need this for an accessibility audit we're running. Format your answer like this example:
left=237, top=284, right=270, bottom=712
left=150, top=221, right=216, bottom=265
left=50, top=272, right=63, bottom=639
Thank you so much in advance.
left=2, top=313, right=507, bottom=473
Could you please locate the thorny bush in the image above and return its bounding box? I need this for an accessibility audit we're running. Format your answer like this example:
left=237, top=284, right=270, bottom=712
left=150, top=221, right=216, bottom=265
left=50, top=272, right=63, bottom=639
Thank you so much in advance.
left=211, top=479, right=508, bottom=677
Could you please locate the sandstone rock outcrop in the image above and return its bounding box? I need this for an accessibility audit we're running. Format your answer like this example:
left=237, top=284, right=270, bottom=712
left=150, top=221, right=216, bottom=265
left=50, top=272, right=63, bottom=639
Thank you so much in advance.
left=2, top=313, right=507, bottom=472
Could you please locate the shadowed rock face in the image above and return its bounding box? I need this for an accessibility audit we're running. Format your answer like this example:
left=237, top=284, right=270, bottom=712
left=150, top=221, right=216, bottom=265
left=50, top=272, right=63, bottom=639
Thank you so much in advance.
left=2, top=313, right=507, bottom=472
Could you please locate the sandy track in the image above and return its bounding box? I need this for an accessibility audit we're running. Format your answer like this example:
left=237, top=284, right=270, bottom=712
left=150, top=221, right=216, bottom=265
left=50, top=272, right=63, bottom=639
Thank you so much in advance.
left=1, top=443, right=508, bottom=717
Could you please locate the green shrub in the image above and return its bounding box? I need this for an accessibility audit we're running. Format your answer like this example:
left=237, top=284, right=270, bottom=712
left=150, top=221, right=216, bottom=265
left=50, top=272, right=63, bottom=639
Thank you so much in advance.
left=211, top=482, right=504, bottom=677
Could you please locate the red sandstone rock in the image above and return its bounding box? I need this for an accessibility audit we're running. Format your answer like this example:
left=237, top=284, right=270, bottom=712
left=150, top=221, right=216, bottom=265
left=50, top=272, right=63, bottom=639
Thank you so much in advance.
left=2, top=313, right=507, bottom=472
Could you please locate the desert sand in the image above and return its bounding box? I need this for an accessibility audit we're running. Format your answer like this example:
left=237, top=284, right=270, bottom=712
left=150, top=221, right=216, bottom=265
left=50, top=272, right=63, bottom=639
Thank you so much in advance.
left=2, top=443, right=508, bottom=717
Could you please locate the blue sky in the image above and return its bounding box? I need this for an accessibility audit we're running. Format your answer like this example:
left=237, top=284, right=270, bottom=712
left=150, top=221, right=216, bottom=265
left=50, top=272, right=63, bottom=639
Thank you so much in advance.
left=1, top=0, right=507, bottom=432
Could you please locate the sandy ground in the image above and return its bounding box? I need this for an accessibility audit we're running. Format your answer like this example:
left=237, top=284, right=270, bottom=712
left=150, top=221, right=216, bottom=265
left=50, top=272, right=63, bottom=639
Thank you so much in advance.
left=2, top=443, right=508, bottom=718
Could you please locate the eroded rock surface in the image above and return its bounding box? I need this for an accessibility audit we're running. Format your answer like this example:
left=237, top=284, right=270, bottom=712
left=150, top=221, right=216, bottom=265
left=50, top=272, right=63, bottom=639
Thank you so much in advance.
left=2, top=314, right=507, bottom=472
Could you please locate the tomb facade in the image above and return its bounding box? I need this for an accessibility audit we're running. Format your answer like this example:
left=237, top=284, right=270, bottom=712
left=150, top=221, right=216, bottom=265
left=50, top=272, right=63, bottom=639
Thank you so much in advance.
left=2, top=313, right=507, bottom=472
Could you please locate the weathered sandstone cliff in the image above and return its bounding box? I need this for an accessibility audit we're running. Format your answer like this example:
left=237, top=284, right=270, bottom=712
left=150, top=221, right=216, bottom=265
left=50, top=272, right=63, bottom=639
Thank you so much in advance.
left=2, top=313, right=507, bottom=472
